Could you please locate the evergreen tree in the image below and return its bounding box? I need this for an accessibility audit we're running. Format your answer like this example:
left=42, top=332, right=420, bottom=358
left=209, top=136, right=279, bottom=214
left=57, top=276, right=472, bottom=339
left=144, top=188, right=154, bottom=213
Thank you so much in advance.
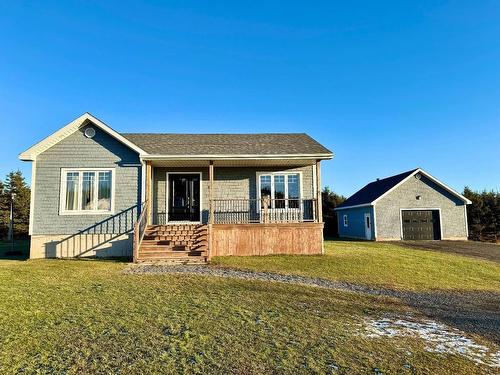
left=3, top=171, right=31, bottom=238
left=322, top=186, right=346, bottom=237
left=463, top=187, right=500, bottom=242
left=0, top=180, right=8, bottom=238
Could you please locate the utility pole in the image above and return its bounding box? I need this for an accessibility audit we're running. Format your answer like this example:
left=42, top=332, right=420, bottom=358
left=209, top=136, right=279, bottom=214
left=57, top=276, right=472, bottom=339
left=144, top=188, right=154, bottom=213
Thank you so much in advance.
left=8, top=192, right=16, bottom=252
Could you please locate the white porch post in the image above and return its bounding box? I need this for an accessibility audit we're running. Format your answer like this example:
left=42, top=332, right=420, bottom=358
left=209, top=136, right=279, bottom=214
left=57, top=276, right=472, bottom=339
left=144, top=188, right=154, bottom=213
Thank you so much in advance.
left=209, top=161, right=214, bottom=224
left=316, top=159, right=322, bottom=223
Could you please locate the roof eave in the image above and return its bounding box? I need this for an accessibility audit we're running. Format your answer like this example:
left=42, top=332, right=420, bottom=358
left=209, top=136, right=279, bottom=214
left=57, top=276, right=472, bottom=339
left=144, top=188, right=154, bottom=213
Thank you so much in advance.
left=141, top=153, right=333, bottom=161
left=334, top=203, right=373, bottom=211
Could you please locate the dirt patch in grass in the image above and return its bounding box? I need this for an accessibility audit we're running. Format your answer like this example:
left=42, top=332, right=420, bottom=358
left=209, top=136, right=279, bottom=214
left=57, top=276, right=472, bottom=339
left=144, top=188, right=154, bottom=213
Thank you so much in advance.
left=398, top=240, right=500, bottom=263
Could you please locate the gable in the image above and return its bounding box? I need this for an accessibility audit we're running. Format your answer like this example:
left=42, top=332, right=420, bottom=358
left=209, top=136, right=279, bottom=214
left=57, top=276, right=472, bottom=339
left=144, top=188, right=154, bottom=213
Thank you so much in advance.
left=19, top=113, right=147, bottom=161
left=37, top=124, right=141, bottom=164
left=377, top=174, right=466, bottom=206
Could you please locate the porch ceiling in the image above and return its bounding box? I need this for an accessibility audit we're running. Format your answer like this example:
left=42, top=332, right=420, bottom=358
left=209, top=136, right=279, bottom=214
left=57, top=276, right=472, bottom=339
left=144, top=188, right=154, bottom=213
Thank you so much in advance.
left=148, top=159, right=317, bottom=168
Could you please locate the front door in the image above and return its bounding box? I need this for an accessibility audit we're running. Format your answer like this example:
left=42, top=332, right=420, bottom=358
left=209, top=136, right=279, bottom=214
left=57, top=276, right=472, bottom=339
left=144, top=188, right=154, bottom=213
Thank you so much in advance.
left=168, top=174, right=201, bottom=222
left=364, top=213, right=372, bottom=240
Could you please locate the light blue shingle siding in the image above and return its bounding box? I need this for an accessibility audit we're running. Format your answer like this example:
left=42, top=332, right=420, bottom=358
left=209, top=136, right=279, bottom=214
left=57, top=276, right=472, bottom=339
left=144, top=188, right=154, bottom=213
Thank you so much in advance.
left=33, top=126, right=142, bottom=235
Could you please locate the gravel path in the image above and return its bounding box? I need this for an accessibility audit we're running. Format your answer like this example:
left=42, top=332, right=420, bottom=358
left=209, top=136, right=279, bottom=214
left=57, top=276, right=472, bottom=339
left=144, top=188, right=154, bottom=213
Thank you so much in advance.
left=125, top=264, right=500, bottom=343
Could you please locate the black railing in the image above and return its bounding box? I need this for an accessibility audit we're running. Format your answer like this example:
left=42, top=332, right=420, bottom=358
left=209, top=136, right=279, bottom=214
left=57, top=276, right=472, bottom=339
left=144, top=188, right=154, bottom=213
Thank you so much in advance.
left=210, top=198, right=317, bottom=224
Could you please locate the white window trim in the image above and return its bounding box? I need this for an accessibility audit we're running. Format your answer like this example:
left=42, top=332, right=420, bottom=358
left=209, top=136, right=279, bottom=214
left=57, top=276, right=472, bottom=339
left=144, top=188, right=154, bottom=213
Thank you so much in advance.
left=59, top=168, right=116, bottom=215
left=343, top=214, right=348, bottom=227
left=256, top=171, right=303, bottom=209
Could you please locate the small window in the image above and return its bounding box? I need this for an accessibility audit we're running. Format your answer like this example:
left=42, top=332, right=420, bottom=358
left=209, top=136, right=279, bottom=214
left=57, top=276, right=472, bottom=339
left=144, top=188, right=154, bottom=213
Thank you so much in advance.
left=343, top=215, right=348, bottom=227
left=61, top=169, right=114, bottom=214
left=366, top=216, right=370, bottom=228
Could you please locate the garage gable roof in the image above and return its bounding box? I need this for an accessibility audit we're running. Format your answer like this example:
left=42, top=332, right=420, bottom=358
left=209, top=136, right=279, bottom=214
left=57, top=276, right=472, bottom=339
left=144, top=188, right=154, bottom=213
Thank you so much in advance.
left=335, top=168, right=471, bottom=210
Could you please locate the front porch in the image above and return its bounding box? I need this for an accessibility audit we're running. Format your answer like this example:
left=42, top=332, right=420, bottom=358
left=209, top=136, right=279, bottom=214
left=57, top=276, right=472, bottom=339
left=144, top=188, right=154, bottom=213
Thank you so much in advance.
left=133, top=159, right=324, bottom=262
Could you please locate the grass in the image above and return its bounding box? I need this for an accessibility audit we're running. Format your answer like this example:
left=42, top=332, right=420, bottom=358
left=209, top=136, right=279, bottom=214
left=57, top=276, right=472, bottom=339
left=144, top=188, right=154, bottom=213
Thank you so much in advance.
left=212, top=240, right=500, bottom=292
left=0, top=259, right=496, bottom=374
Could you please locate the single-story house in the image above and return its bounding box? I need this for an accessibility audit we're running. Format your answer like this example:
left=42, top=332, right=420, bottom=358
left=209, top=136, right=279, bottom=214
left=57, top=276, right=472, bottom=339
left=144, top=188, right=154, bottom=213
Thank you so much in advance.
left=19, top=113, right=332, bottom=261
left=334, top=168, right=471, bottom=241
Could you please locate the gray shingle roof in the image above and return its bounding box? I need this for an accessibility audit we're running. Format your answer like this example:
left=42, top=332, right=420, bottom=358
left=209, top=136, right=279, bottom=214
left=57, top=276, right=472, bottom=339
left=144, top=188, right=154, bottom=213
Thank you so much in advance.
left=336, top=169, right=419, bottom=208
left=121, top=133, right=332, bottom=156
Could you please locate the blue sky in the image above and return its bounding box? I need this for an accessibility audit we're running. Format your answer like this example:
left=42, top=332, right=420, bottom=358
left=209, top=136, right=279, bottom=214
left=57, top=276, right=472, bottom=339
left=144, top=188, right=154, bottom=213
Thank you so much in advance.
left=1, top=1, right=499, bottom=196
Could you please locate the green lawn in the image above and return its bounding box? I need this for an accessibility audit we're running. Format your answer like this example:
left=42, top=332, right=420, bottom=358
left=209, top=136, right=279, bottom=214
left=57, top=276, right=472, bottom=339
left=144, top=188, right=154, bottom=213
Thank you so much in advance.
left=0, top=259, right=496, bottom=374
left=212, top=240, right=500, bottom=292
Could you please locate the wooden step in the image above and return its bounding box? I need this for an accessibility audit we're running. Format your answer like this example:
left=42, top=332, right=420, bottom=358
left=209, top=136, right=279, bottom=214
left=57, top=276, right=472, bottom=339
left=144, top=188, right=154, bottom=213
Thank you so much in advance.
left=141, top=240, right=172, bottom=245
left=136, top=257, right=207, bottom=265
left=138, top=224, right=208, bottom=262
left=138, top=250, right=206, bottom=259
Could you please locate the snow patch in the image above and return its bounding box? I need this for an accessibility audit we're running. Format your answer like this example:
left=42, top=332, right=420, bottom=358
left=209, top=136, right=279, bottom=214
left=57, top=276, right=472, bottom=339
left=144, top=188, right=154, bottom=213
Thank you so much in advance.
left=362, top=316, right=500, bottom=368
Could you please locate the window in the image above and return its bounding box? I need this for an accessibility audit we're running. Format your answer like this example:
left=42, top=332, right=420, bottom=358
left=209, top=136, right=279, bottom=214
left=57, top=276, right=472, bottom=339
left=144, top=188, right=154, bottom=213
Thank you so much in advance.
left=61, top=169, right=114, bottom=214
left=366, top=216, right=370, bottom=228
left=258, top=172, right=301, bottom=209
left=343, top=215, right=348, bottom=227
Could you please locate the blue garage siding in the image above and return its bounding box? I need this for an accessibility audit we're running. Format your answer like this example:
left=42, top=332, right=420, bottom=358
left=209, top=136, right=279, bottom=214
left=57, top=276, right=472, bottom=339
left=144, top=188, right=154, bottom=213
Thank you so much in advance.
left=337, top=206, right=375, bottom=240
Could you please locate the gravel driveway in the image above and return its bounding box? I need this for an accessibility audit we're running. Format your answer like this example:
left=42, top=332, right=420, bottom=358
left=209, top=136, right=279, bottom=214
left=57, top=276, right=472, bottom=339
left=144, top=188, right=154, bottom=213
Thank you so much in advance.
left=398, top=240, right=500, bottom=263
left=126, top=264, right=500, bottom=343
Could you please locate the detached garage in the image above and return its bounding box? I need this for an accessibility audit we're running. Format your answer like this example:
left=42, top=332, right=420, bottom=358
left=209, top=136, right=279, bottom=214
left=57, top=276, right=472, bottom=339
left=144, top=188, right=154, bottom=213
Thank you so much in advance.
left=335, top=168, right=471, bottom=241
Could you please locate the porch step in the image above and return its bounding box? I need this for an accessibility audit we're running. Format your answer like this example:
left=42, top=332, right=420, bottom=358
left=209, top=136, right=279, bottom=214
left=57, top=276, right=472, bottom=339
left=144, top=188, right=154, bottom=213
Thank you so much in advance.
left=143, top=235, right=206, bottom=241
left=135, top=257, right=208, bottom=265
left=138, top=224, right=208, bottom=262
left=146, top=230, right=198, bottom=235
left=138, top=250, right=206, bottom=258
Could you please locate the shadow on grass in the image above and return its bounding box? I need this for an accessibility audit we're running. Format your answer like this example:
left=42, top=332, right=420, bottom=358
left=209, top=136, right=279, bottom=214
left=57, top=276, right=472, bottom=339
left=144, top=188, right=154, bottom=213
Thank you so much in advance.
left=0, top=240, right=30, bottom=261
left=324, top=236, right=370, bottom=243
left=27, top=256, right=133, bottom=264
left=0, top=240, right=133, bottom=263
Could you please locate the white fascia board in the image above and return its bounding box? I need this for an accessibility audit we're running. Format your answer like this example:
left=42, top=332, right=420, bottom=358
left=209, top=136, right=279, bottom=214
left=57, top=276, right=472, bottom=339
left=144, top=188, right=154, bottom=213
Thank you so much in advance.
left=333, top=203, right=373, bottom=211
left=141, top=153, right=333, bottom=161
left=19, top=112, right=148, bottom=161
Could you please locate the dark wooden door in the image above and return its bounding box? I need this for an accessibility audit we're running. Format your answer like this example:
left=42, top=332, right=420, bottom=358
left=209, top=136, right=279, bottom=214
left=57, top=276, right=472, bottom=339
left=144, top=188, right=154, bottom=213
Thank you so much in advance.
left=168, top=174, right=200, bottom=221
left=402, top=210, right=441, bottom=240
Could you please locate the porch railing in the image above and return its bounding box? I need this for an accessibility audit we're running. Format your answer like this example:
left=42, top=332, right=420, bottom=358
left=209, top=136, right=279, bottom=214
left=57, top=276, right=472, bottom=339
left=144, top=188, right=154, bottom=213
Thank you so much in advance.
left=210, top=198, right=317, bottom=224
left=133, top=200, right=149, bottom=262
